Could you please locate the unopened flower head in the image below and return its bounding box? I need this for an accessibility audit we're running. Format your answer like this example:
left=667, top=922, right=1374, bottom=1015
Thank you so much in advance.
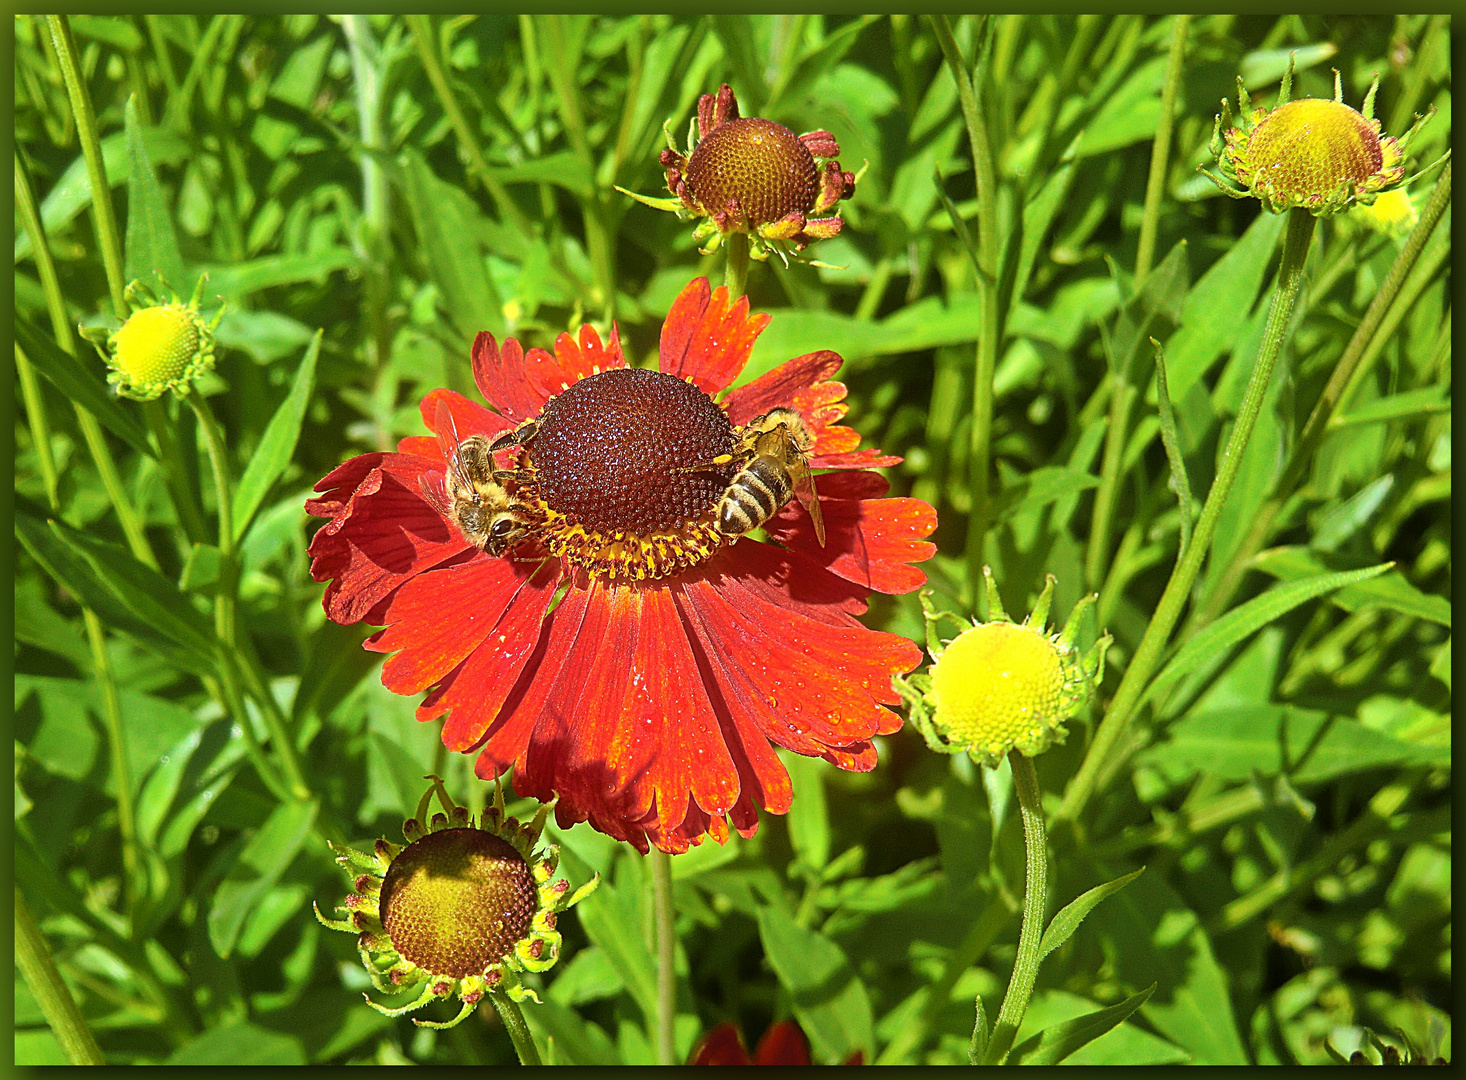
left=1203, top=56, right=1434, bottom=216
left=894, top=570, right=1110, bottom=769
left=619, top=84, right=859, bottom=265
left=314, top=776, right=597, bottom=1029
left=88, top=277, right=222, bottom=401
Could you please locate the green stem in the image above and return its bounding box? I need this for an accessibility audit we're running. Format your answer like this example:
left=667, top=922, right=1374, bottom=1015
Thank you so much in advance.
left=650, top=848, right=677, bottom=1066
left=15, top=888, right=106, bottom=1065
left=488, top=988, right=543, bottom=1066
left=48, top=15, right=127, bottom=318
left=983, top=754, right=1049, bottom=1065
left=723, top=232, right=750, bottom=301
left=1132, top=15, right=1188, bottom=282
left=1084, top=16, right=1188, bottom=593
left=15, top=343, right=61, bottom=508
left=185, top=392, right=311, bottom=802
left=1058, top=207, right=1318, bottom=827
left=15, top=150, right=160, bottom=570
left=1185, top=162, right=1452, bottom=634
left=931, top=14, right=999, bottom=608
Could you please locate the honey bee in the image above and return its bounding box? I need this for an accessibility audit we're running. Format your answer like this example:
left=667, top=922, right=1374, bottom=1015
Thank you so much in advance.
left=715, top=407, right=826, bottom=546
left=420, top=413, right=536, bottom=556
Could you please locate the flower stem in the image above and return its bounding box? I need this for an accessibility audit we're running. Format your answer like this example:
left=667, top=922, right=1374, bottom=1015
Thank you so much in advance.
left=185, top=392, right=311, bottom=802
left=1084, top=15, right=1188, bottom=594
left=15, top=888, right=106, bottom=1065
left=488, top=988, right=543, bottom=1066
left=1058, top=207, right=1318, bottom=827
left=650, top=848, right=678, bottom=1065
left=1185, top=161, right=1452, bottom=634
left=983, top=753, right=1048, bottom=1065
left=47, top=14, right=126, bottom=318
left=931, top=14, right=999, bottom=607
left=724, top=232, right=750, bottom=301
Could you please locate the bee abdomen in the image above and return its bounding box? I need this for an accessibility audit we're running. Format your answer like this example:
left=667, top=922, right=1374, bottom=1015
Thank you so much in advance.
left=718, top=459, right=791, bottom=535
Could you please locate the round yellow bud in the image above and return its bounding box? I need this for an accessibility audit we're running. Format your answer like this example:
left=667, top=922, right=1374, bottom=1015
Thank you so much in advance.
left=930, top=622, right=1068, bottom=761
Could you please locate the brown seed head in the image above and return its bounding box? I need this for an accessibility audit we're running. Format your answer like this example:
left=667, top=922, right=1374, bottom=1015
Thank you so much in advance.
left=684, top=118, right=820, bottom=227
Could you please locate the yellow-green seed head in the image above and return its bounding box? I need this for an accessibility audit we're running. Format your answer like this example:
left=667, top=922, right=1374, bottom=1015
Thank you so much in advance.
left=893, top=571, right=1111, bottom=770
left=930, top=621, right=1068, bottom=762
left=99, top=278, right=221, bottom=400
left=1202, top=59, right=1431, bottom=217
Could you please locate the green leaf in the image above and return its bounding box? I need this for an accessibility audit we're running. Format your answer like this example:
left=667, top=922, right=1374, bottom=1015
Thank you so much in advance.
left=15, top=127, right=190, bottom=265
left=1252, top=547, right=1450, bottom=628
left=232, top=331, right=320, bottom=542
left=207, top=798, right=318, bottom=958
left=1143, top=561, right=1394, bottom=710
left=1088, top=871, right=1247, bottom=1063
left=197, top=249, right=358, bottom=301
left=524, top=1001, right=620, bottom=1066
left=167, top=1022, right=306, bottom=1066
left=399, top=150, right=503, bottom=343
left=1009, top=984, right=1158, bottom=1065
left=14, top=317, right=154, bottom=459
left=755, top=902, right=873, bottom=1064
left=123, top=95, right=187, bottom=292
left=1238, top=42, right=1338, bottom=89
left=1330, top=384, right=1450, bottom=429
left=15, top=676, right=100, bottom=782
left=1152, top=338, right=1194, bottom=554
left=1038, top=866, right=1145, bottom=962
left=179, top=542, right=224, bottom=593
left=1163, top=211, right=1286, bottom=400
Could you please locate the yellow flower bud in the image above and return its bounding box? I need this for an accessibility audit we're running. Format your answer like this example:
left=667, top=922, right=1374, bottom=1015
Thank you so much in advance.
left=97, top=278, right=221, bottom=401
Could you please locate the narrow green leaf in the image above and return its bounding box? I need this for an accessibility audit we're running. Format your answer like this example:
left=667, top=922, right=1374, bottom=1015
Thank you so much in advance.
left=123, top=95, right=187, bottom=291
left=207, top=798, right=318, bottom=958
left=399, top=150, right=502, bottom=343
left=756, top=903, right=873, bottom=1064
left=574, top=874, right=657, bottom=1022
left=1151, top=337, right=1193, bottom=555
left=197, top=248, right=358, bottom=301
left=1142, top=561, right=1394, bottom=709
left=167, top=1022, right=306, bottom=1066
left=1252, top=547, right=1450, bottom=628
left=1039, top=867, right=1145, bottom=961
left=178, top=542, right=224, bottom=593
left=1330, top=384, right=1450, bottom=429
left=970, top=995, right=990, bottom=1065
left=1008, top=984, right=1158, bottom=1065
left=15, top=501, right=214, bottom=675
left=15, top=317, right=154, bottom=458
left=232, top=331, right=320, bottom=542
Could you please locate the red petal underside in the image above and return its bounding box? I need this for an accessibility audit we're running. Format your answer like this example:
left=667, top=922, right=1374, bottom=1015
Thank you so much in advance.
left=415, top=560, right=561, bottom=752
left=367, top=556, right=557, bottom=696
left=767, top=471, right=937, bottom=596
left=306, top=452, right=469, bottom=625
left=659, top=277, right=771, bottom=395
left=722, top=350, right=901, bottom=470
left=471, top=333, right=552, bottom=421
left=754, top=1021, right=813, bottom=1067
left=689, top=1023, right=752, bottom=1067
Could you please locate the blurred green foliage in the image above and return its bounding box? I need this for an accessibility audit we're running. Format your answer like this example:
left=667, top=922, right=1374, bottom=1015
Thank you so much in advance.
left=14, top=13, right=1450, bottom=1065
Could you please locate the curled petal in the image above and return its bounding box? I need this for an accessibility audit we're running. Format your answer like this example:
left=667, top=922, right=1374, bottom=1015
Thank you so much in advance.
left=306, top=453, right=468, bottom=625
left=697, top=83, right=739, bottom=141
left=797, top=130, right=841, bottom=159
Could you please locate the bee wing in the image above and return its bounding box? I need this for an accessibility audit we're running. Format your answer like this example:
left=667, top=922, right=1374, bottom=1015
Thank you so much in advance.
left=417, top=468, right=452, bottom=515
left=787, top=450, right=826, bottom=547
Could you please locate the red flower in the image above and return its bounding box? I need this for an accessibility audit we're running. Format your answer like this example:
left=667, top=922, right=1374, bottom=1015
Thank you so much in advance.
left=307, top=278, right=935, bottom=853
left=689, top=1020, right=864, bottom=1066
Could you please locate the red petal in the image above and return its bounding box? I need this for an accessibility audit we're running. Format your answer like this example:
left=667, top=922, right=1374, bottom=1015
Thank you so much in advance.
left=471, top=332, right=556, bottom=421
left=689, top=1023, right=752, bottom=1067
left=419, top=387, right=514, bottom=442
left=306, top=453, right=469, bottom=625
left=723, top=349, right=895, bottom=470
left=367, top=556, right=556, bottom=697
left=714, top=539, right=870, bottom=626
left=766, top=478, right=937, bottom=596
left=754, top=1021, right=812, bottom=1066
left=659, top=277, right=770, bottom=395
left=396, top=435, right=441, bottom=459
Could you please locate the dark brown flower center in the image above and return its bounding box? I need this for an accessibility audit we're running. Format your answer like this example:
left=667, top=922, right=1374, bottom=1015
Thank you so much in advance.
left=528, top=368, right=734, bottom=535
left=685, top=118, right=819, bottom=225
left=379, top=829, right=536, bottom=979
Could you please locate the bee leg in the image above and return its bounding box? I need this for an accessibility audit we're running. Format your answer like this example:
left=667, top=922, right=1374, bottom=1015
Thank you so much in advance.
left=669, top=452, right=737, bottom=476
left=489, top=421, right=539, bottom=453
left=493, top=469, right=537, bottom=484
